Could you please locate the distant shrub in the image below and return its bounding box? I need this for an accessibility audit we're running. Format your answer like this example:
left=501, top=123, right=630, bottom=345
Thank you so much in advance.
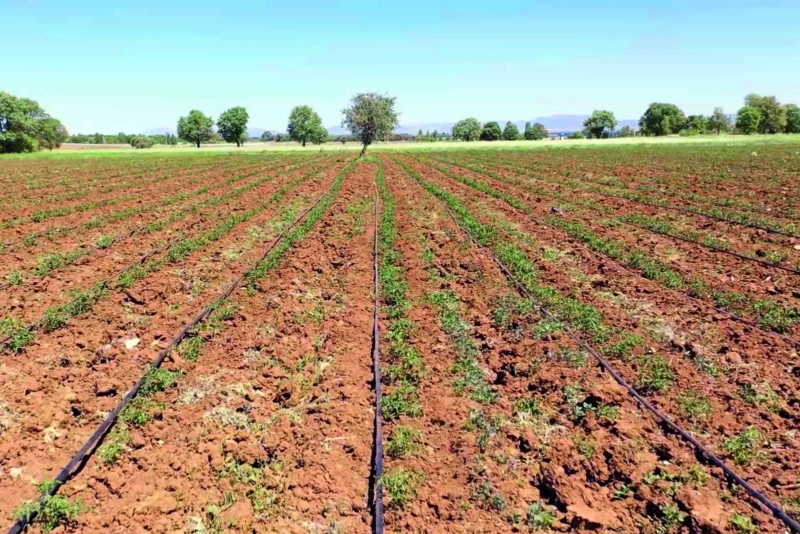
left=131, top=136, right=154, bottom=149
left=568, top=132, right=586, bottom=139
left=678, top=129, right=700, bottom=137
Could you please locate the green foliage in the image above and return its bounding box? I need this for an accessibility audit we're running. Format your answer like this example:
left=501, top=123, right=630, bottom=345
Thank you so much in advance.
left=708, top=107, right=731, bottom=134
left=639, top=102, right=686, bottom=136
left=259, top=130, right=274, bottom=142
left=524, top=122, right=549, bottom=140
left=0, top=317, right=34, bottom=352
left=380, top=469, right=423, bottom=510
left=568, top=131, right=585, bottom=139
left=0, top=90, right=52, bottom=153
left=452, top=118, right=482, bottom=141
left=583, top=110, right=617, bottom=138
left=502, top=121, right=521, bottom=140
left=744, top=94, right=786, bottom=133
left=638, top=355, right=674, bottom=392
left=735, top=106, right=761, bottom=135
left=684, top=114, right=709, bottom=133
left=723, top=427, right=763, bottom=465
left=677, top=391, right=712, bottom=423
left=480, top=121, right=502, bottom=141
left=731, top=513, right=758, bottom=533
left=96, top=235, right=114, bottom=249
left=216, top=106, right=249, bottom=146
left=527, top=501, right=557, bottom=530
left=784, top=103, right=800, bottom=134
left=618, top=125, right=635, bottom=137
left=341, top=92, right=399, bottom=157
left=131, top=136, right=153, bottom=149
left=36, top=117, right=69, bottom=151
left=177, top=109, right=214, bottom=148
left=386, top=426, right=424, bottom=458
left=382, top=382, right=423, bottom=420
left=12, top=484, right=86, bottom=533
left=287, top=105, right=327, bottom=147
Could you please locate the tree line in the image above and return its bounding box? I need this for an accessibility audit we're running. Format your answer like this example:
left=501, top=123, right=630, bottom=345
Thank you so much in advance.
left=1, top=91, right=69, bottom=153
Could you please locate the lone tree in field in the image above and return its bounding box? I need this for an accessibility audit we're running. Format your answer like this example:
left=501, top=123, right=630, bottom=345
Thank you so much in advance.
left=480, top=121, right=502, bottom=141
left=785, top=104, right=800, bottom=134
left=708, top=107, right=730, bottom=134
left=502, top=121, right=521, bottom=141
left=217, top=106, right=249, bottom=147
left=685, top=115, right=709, bottom=133
left=177, top=110, right=214, bottom=148
left=37, top=117, right=69, bottom=151
left=287, top=105, right=327, bottom=147
left=341, top=93, right=399, bottom=158
left=260, top=131, right=274, bottom=142
left=583, top=110, right=617, bottom=138
left=735, top=106, right=761, bottom=135
left=452, top=118, right=481, bottom=141
left=639, top=103, right=686, bottom=136
left=524, top=122, right=548, bottom=140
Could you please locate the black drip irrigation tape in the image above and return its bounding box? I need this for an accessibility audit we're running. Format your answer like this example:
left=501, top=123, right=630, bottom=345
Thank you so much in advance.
left=437, top=201, right=800, bottom=533
left=621, top=220, right=800, bottom=276
left=369, top=180, right=385, bottom=534
left=5, top=177, right=342, bottom=534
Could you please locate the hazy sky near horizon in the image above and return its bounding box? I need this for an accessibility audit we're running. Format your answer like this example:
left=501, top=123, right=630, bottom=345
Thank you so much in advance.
left=3, top=0, right=799, bottom=133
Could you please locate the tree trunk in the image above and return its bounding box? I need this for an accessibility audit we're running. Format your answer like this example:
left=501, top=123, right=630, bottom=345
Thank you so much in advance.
left=359, top=144, right=367, bottom=159
left=196, top=139, right=200, bottom=148
left=302, top=139, right=306, bottom=147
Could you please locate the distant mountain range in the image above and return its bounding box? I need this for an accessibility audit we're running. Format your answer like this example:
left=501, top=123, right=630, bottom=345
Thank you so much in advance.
left=144, top=115, right=640, bottom=138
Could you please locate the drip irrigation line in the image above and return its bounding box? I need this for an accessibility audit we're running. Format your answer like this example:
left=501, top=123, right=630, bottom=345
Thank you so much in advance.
left=369, top=179, right=385, bottom=534
left=6, top=173, right=343, bottom=534
left=436, top=201, right=800, bottom=534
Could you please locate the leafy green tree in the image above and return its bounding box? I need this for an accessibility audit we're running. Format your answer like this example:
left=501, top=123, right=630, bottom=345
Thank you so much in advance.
left=785, top=104, right=800, bottom=134
left=341, top=92, right=399, bottom=158
left=287, top=105, right=326, bottom=147
left=259, top=131, right=274, bottom=142
left=418, top=129, right=423, bottom=138
left=177, top=110, right=214, bottom=148
left=685, top=115, right=709, bottom=133
left=568, top=131, right=586, bottom=140
left=502, top=121, right=521, bottom=140
left=583, top=110, right=617, bottom=138
left=735, top=106, right=761, bottom=135
left=452, top=118, right=481, bottom=141
left=524, top=122, right=548, bottom=140
left=708, top=107, right=730, bottom=134
left=216, top=106, right=249, bottom=147
left=639, top=103, right=686, bottom=136
left=619, top=125, right=635, bottom=137
left=37, top=118, right=69, bottom=150
left=744, top=94, right=786, bottom=134
left=432, top=129, right=439, bottom=138
left=480, top=121, right=502, bottom=141
left=309, top=126, right=328, bottom=145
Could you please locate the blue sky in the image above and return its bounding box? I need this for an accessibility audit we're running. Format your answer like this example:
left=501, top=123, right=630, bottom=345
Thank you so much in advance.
left=2, top=0, right=799, bottom=133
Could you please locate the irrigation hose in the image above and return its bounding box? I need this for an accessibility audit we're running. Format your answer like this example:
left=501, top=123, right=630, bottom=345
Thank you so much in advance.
left=370, top=178, right=385, bottom=534
left=6, top=172, right=343, bottom=534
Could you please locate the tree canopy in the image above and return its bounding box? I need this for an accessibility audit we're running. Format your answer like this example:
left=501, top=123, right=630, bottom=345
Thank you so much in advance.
left=452, top=118, right=481, bottom=142
left=735, top=106, right=761, bottom=135
left=0, top=91, right=62, bottom=153
left=583, top=110, right=617, bottom=138
left=260, top=131, right=274, bottom=142
left=341, top=93, right=399, bottom=158
left=639, top=103, right=686, bottom=136
left=524, top=122, right=548, bottom=140
left=287, top=105, right=327, bottom=147
left=708, top=107, right=730, bottom=135
left=480, top=121, right=502, bottom=141
left=785, top=104, right=800, bottom=134
left=37, top=117, right=69, bottom=151
left=685, top=115, right=709, bottom=133
left=502, top=121, right=521, bottom=141
left=619, top=125, right=635, bottom=137
left=217, top=106, right=249, bottom=147
left=177, top=110, right=214, bottom=148
left=744, top=94, right=786, bottom=134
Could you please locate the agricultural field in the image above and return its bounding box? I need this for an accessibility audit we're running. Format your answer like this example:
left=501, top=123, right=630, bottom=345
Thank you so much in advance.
left=1, top=143, right=799, bottom=534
